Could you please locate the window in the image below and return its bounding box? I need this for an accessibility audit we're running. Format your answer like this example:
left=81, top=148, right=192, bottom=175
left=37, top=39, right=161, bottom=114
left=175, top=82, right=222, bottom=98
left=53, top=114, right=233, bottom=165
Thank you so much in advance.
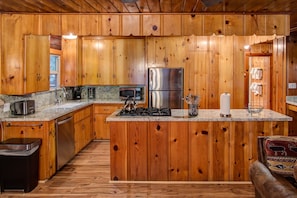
left=50, top=53, right=61, bottom=89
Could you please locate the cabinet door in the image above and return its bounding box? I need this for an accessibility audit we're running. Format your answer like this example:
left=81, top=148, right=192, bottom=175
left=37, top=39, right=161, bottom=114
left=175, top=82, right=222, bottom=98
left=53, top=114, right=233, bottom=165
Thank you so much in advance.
left=113, top=38, right=146, bottom=85
left=61, top=38, right=81, bottom=86
left=82, top=39, right=100, bottom=85
left=25, top=35, right=50, bottom=93
left=82, top=38, right=113, bottom=85
left=93, top=104, right=121, bottom=139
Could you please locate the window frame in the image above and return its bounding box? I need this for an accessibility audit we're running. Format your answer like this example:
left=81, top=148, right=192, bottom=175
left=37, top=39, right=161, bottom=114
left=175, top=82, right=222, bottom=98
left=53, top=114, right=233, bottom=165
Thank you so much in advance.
left=50, top=48, right=62, bottom=90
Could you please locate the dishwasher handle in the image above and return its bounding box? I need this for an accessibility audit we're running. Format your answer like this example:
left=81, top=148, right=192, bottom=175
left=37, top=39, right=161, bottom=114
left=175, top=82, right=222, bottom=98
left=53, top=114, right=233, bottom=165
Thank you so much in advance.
left=56, top=116, right=73, bottom=125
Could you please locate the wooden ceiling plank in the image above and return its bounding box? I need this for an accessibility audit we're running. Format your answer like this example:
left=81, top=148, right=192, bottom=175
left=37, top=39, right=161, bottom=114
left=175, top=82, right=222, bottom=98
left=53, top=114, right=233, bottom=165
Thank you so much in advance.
left=146, top=0, right=161, bottom=12
left=77, top=0, right=104, bottom=13
left=160, top=0, right=172, bottom=12
left=136, top=0, right=150, bottom=13
left=107, top=0, right=129, bottom=13
left=182, top=0, right=202, bottom=12
left=171, top=0, right=184, bottom=13
left=123, top=3, right=141, bottom=13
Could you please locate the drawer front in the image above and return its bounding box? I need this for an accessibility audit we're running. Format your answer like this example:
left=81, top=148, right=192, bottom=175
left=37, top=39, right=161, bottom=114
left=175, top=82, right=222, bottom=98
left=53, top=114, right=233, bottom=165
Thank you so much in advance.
left=74, top=106, right=92, bottom=123
left=94, top=104, right=122, bottom=114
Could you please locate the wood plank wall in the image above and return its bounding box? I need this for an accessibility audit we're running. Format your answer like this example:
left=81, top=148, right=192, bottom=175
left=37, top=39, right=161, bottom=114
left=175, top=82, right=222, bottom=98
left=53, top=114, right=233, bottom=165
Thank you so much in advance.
left=0, top=14, right=290, bottom=114
left=287, top=36, right=297, bottom=96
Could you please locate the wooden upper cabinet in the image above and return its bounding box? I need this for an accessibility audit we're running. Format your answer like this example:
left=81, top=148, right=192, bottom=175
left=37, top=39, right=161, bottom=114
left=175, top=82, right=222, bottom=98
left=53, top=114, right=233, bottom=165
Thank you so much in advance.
left=24, top=35, right=50, bottom=94
left=113, top=38, right=146, bottom=85
left=61, top=38, right=81, bottom=87
left=162, top=15, right=182, bottom=36
left=81, top=38, right=113, bottom=85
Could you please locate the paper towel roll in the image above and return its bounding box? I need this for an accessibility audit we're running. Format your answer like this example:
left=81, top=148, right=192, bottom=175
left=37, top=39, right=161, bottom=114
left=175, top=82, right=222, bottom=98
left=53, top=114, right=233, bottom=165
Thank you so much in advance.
left=220, top=92, right=231, bottom=116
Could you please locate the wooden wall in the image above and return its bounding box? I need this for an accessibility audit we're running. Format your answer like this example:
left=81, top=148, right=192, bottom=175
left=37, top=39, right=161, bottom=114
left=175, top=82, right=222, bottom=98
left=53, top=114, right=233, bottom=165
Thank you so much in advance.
left=286, top=36, right=297, bottom=96
left=0, top=14, right=289, bottom=113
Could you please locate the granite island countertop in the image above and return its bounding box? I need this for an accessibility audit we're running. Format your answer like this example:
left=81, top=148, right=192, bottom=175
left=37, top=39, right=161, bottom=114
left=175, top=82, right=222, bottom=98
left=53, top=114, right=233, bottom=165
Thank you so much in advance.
left=106, top=109, right=292, bottom=122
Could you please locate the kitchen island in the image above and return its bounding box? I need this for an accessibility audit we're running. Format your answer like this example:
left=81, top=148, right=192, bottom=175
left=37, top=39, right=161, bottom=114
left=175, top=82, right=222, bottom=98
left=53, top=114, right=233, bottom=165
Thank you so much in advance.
left=106, top=109, right=292, bottom=182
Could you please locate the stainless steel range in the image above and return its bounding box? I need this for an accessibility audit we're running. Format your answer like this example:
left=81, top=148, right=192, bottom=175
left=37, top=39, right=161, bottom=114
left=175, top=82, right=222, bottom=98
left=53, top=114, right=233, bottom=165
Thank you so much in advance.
left=116, top=107, right=171, bottom=116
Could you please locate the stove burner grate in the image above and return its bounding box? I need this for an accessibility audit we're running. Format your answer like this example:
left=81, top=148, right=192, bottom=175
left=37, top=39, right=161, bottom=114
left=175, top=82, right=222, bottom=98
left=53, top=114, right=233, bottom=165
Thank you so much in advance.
left=117, top=107, right=171, bottom=116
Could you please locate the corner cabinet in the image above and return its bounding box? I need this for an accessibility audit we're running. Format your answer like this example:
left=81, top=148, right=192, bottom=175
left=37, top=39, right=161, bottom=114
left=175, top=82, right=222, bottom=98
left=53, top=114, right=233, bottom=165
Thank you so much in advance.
left=2, top=121, right=56, bottom=181
left=1, top=35, right=50, bottom=95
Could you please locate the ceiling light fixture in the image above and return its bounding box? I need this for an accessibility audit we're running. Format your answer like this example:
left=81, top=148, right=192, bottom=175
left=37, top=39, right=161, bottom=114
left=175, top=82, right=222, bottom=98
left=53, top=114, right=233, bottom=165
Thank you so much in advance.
left=62, top=33, right=77, bottom=40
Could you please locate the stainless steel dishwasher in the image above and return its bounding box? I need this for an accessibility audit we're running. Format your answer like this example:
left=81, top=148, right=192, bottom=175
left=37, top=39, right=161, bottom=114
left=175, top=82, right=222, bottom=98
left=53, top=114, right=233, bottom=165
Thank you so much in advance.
left=55, top=113, right=75, bottom=170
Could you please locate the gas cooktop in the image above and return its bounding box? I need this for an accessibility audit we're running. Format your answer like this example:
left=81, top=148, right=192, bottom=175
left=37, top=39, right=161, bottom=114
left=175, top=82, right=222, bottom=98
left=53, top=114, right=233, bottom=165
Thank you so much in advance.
left=116, top=107, right=171, bottom=116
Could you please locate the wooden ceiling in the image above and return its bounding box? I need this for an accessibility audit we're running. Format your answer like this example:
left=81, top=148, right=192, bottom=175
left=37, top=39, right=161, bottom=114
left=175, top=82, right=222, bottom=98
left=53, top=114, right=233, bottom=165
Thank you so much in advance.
left=1, top=0, right=297, bottom=33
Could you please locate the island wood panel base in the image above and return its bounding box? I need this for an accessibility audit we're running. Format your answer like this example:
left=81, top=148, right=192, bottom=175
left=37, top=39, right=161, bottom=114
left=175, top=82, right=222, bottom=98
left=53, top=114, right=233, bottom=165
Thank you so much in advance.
left=110, top=121, right=288, bottom=181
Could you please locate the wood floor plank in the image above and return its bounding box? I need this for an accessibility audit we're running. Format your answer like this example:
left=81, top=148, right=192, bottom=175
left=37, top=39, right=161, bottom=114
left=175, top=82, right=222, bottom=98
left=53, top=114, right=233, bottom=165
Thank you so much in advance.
left=0, top=141, right=255, bottom=197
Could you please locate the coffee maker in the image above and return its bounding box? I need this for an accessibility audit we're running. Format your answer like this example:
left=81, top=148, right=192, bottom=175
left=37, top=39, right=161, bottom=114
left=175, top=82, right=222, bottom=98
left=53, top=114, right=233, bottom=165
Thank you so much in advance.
left=65, top=86, right=82, bottom=100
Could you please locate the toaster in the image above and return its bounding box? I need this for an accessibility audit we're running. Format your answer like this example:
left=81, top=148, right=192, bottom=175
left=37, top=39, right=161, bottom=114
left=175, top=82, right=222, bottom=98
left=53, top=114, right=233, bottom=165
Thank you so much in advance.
left=10, top=100, right=35, bottom=115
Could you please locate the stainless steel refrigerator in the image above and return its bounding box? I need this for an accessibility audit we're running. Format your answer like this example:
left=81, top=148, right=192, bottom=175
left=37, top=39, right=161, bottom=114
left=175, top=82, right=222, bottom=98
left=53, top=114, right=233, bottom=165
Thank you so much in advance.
left=148, top=67, right=184, bottom=109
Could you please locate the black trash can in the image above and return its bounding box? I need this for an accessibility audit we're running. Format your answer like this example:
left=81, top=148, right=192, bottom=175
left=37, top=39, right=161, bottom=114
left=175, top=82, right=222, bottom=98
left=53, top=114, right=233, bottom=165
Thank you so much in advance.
left=0, top=138, right=41, bottom=193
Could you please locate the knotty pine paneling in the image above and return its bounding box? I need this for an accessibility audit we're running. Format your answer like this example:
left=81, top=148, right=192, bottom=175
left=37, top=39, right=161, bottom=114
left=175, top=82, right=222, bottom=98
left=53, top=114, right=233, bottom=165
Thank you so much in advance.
left=143, top=15, right=161, bottom=36
left=39, top=15, right=61, bottom=35
left=61, top=14, right=80, bottom=35
left=127, top=122, right=148, bottom=181
left=101, top=15, right=120, bottom=36
left=80, top=15, right=101, bottom=36
left=286, top=36, right=297, bottom=96
left=148, top=122, right=169, bottom=181
left=122, top=15, right=141, bottom=36
left=182, top=15, right=203, bottom=36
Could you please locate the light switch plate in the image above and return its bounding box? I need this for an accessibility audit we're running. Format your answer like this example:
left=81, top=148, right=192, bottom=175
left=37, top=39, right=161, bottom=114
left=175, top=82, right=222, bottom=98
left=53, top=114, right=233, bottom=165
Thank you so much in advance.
left=288, top=83, right=297, bottom=89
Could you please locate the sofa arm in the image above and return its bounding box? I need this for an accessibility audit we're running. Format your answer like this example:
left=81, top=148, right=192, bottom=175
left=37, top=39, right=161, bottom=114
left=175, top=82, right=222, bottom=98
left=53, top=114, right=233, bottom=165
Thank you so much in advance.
left=249, top=160, right=297, bottom=198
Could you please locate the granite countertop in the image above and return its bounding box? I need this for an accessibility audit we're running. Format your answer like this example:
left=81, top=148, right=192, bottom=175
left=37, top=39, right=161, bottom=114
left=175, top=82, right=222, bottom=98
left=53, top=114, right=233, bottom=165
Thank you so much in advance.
left=286, top=96, right=297, bottom=106
left=106, top=109, right=292, bottom=122
left=1, top=99, right=128, bottom=122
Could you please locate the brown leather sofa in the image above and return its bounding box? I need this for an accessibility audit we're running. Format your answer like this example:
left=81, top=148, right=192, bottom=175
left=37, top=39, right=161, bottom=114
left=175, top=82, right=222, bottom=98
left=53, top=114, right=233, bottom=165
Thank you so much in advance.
left=249, top=136, right=297, bottom=198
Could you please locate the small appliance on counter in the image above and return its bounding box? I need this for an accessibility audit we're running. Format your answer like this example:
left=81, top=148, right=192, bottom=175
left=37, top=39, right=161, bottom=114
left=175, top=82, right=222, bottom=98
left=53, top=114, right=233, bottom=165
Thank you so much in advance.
left=220, top=92, right=231, bottom=117
left=65, top=86, right=82, bottom=100
left=10, top=100, right=35, bottom=115
left=87, top=87, right=96, bottom=99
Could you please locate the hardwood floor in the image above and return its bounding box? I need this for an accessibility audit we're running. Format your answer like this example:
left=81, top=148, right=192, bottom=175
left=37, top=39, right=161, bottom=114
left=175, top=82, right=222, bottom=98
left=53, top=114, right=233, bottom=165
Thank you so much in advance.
left=0, top=141, right=255, bottom=197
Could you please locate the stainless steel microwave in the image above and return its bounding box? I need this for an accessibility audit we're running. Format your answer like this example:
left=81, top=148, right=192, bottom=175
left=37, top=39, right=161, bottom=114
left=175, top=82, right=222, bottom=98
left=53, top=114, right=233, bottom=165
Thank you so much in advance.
left=119, top=87, right=144, bottom=100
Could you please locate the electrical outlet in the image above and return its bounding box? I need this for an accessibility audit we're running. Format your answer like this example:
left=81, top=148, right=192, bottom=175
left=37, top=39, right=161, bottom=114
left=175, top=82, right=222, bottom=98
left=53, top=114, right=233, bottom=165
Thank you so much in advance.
left=288, top=83, right=297, bottom=89
left=3, top=103, right=10, bottom=112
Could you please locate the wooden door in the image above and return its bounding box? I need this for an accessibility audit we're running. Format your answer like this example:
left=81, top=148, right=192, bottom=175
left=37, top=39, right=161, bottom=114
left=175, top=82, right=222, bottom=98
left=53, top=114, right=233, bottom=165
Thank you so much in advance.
left=24, top=35, right=50, bottom=93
